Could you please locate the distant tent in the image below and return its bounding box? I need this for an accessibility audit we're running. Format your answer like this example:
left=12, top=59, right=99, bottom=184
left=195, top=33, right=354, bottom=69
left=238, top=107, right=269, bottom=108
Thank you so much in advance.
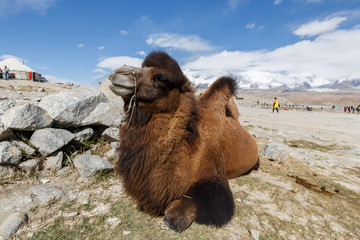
left=0, top=58, right=40, bottom=80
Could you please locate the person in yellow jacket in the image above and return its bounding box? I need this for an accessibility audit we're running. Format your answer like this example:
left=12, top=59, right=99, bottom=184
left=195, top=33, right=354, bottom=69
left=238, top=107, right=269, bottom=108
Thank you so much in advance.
left=273, top=97, right=279, bottom=113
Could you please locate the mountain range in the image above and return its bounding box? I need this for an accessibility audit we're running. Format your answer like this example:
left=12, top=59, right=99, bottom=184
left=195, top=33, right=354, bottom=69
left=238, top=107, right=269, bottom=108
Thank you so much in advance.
left=183, top=69, right=360, bottom=91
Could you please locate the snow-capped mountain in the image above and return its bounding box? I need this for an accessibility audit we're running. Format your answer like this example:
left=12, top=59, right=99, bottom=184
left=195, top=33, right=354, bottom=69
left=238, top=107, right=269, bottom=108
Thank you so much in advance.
left=183, top=68, right=334, bottom=90
left=330, top=78, right=360, bottom=89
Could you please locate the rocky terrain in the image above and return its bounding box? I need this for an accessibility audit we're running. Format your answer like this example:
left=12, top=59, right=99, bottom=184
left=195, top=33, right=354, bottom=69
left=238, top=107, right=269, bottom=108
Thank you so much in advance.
left=0, top=80, right=359, bottom=239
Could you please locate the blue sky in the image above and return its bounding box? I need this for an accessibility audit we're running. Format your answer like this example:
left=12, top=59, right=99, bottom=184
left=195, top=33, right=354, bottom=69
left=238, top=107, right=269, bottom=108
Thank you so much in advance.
left=1, top=0, right=360, bottom=85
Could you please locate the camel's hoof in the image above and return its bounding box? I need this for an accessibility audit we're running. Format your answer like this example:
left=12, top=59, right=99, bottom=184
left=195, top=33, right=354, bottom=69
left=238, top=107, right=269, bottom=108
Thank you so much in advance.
left=163, top=215, right=190, bottom=233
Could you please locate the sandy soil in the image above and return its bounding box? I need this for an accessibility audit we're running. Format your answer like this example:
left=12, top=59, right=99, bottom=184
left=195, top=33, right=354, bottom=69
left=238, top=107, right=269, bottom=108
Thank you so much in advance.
left=1, top=80, right=360, bottom=239
left=0, top=80, right=73, bottom=93
left=236, top=88, right=360, bottom=107
left=236, top=102, right=360, bottom=191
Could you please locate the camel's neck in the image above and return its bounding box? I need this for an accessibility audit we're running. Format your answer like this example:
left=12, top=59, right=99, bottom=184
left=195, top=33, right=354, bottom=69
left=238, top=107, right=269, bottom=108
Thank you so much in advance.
left=116, top=92, right=198, bottom=215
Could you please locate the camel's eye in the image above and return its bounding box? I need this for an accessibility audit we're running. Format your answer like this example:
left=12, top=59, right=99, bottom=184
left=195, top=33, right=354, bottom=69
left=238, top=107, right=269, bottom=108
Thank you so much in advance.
left=153, top=74, right=170, bottom=88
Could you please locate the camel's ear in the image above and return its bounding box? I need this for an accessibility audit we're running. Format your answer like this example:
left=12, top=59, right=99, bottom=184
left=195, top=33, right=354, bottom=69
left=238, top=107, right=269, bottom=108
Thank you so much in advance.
left=142, top=51, right=187, bottom=89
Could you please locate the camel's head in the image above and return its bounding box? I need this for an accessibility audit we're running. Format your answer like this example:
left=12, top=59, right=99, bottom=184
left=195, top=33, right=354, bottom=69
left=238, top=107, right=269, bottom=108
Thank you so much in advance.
left=109, top=51, right=192, bottom=113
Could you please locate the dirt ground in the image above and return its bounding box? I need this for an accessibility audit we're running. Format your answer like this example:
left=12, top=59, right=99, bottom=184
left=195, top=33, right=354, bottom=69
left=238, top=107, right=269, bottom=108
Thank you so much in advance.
left=1, top=81, right=360, bottom=239
left=0, top=80, right=73, bottom=93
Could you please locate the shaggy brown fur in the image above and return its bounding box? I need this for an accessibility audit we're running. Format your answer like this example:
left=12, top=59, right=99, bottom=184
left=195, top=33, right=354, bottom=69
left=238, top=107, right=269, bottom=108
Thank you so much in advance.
left=109, top=51, right=259, bottom=232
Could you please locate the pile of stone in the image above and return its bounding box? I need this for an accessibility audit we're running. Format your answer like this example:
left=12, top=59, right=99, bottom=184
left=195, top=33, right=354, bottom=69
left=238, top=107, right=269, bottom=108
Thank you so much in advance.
left=0, top=83, right=123, bottom=179
left=0, top=81, right=126, bottom=238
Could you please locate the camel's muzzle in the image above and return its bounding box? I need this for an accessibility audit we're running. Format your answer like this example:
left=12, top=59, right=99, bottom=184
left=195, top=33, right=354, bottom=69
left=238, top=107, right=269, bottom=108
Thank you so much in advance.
left=109, top=65, right=143, bottom=98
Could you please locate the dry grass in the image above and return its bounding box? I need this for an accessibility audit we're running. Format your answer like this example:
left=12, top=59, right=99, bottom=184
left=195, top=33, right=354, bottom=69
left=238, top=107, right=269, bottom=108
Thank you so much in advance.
left=17, top=153, right=359, bottom=240
left=284, top=139, right=352, bottom=152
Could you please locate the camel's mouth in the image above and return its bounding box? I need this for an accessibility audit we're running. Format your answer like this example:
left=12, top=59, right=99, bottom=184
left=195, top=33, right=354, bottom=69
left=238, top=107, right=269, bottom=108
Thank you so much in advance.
left=109, top=65, right=140, bottom=98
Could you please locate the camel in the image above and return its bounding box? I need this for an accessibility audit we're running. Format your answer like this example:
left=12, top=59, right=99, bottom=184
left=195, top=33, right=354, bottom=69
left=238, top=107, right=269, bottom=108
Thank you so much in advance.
left=109, top=51, right=259, bottom=232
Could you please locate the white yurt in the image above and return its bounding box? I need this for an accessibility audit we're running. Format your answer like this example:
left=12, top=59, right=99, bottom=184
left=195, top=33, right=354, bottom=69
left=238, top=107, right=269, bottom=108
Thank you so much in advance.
left=0, top=58, right=40, bottom=80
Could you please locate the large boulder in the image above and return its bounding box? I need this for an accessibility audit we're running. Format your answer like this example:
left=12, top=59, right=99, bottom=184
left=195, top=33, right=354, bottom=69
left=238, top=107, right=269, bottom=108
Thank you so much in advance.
left=30, top=185, right=64, bottom=204
left=38, top=86, right=109, bottom=127
left=98, top=79, right=124, bottom=111
left=80, top=102, right=122, bottom=127
left=1, top=103, right=53, bottom=131
left=73, top=154, right=113, bottom=178
left=0, top=142, right=22, bottom=164
left=29, top=128, right=75, bottom=156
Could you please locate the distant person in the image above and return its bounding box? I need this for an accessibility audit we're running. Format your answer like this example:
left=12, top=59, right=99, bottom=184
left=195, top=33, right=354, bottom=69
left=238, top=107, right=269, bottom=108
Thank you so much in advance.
left=0, top=67, right=2, bottom=79
left=273, top=97, right=279, bottom=113
left=344, top=106, right=347, bottom=112
left=4, top=65, right=9, bottom=81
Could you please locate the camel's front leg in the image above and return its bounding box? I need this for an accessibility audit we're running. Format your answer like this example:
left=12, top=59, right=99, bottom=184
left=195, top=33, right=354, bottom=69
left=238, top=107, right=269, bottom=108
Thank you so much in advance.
left=164, top=177, right=235, bottom=232
left=164, top=196, right=197, bottom=232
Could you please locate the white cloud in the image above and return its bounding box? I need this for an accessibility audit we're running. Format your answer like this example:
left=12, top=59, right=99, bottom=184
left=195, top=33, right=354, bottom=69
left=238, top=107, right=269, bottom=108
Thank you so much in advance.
left=136, top=51, right=146, bottom=56
left=0, top=0, right=56, bottom=15
left=93, top=68, right=106, bottom=74
left=0, top=54, right=22, bottom=61
left=120, top=30, right=128, bottom=35
left=146, top=33, right=215, bottom=52
left=227, top=0, right=240, bottom=10
left=77, top=44, right=85, bottom=48
left=246, top=22, right=256, bottom=29
left=98, top=46, right=105, bottom=50
left=293, top=17, right=347, bottom=38
left=274, top=0, right=283, bottom=5
left=183, top=25, right=360, bottom=82
left=97, top=56, right=143, bottom=70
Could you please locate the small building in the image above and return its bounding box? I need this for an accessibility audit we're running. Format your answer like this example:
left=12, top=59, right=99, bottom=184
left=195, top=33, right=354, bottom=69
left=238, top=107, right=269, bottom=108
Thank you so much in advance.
left=0, top=58, right=42, bottom=81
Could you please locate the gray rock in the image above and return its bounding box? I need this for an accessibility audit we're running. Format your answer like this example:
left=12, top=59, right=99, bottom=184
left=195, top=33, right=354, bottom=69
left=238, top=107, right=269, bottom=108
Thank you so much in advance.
left=73, top=154, right=113, bottom=178
left=11, top=139, right=36, bottom=156
left=75, top=127, right=94, bottom=142
left=30, top=185, right=64, bottom=204
left=105, top=142, right=120, bottom=159
left=102, top=127, right=120, bottom=142
left=38, top=86, right=109, bottom=127
left=56, top=166, right=71, bottom=177
left=66, top=212, right=79, bottom=217
left=44, top=151, right=63, bottom=170
left=98, top=79, right=125, bottom=110
left=81, top=102, right=123, bottom=127
left=1, top=103, right=53, bottom=131
left=18, top=159, right=39, bottom=173
left=260, top=143, right=289, bottom=161
left=29, top=128, right=75, bottom=156
left=0, top=127, right=14, bottom=141
left=0, top=190, right=33, bottom=215
left=0, top=98, right=16, bottom=115
left=0, top=142, right=22, bottom=164
left=249, top=229, right=260, bottom=240
left=0, top=212, right=28, bottom=239
left=0, top=166, right=14, bottom=178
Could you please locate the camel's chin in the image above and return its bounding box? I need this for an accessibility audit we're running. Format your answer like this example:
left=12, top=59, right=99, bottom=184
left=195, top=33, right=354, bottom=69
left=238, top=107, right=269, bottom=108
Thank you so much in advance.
left=109, top=84, right=134, bottom=99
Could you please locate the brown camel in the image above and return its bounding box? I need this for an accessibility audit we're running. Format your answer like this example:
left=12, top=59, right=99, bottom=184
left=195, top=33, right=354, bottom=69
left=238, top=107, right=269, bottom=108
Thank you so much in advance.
left=109, top=51, right=259, bottom=232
